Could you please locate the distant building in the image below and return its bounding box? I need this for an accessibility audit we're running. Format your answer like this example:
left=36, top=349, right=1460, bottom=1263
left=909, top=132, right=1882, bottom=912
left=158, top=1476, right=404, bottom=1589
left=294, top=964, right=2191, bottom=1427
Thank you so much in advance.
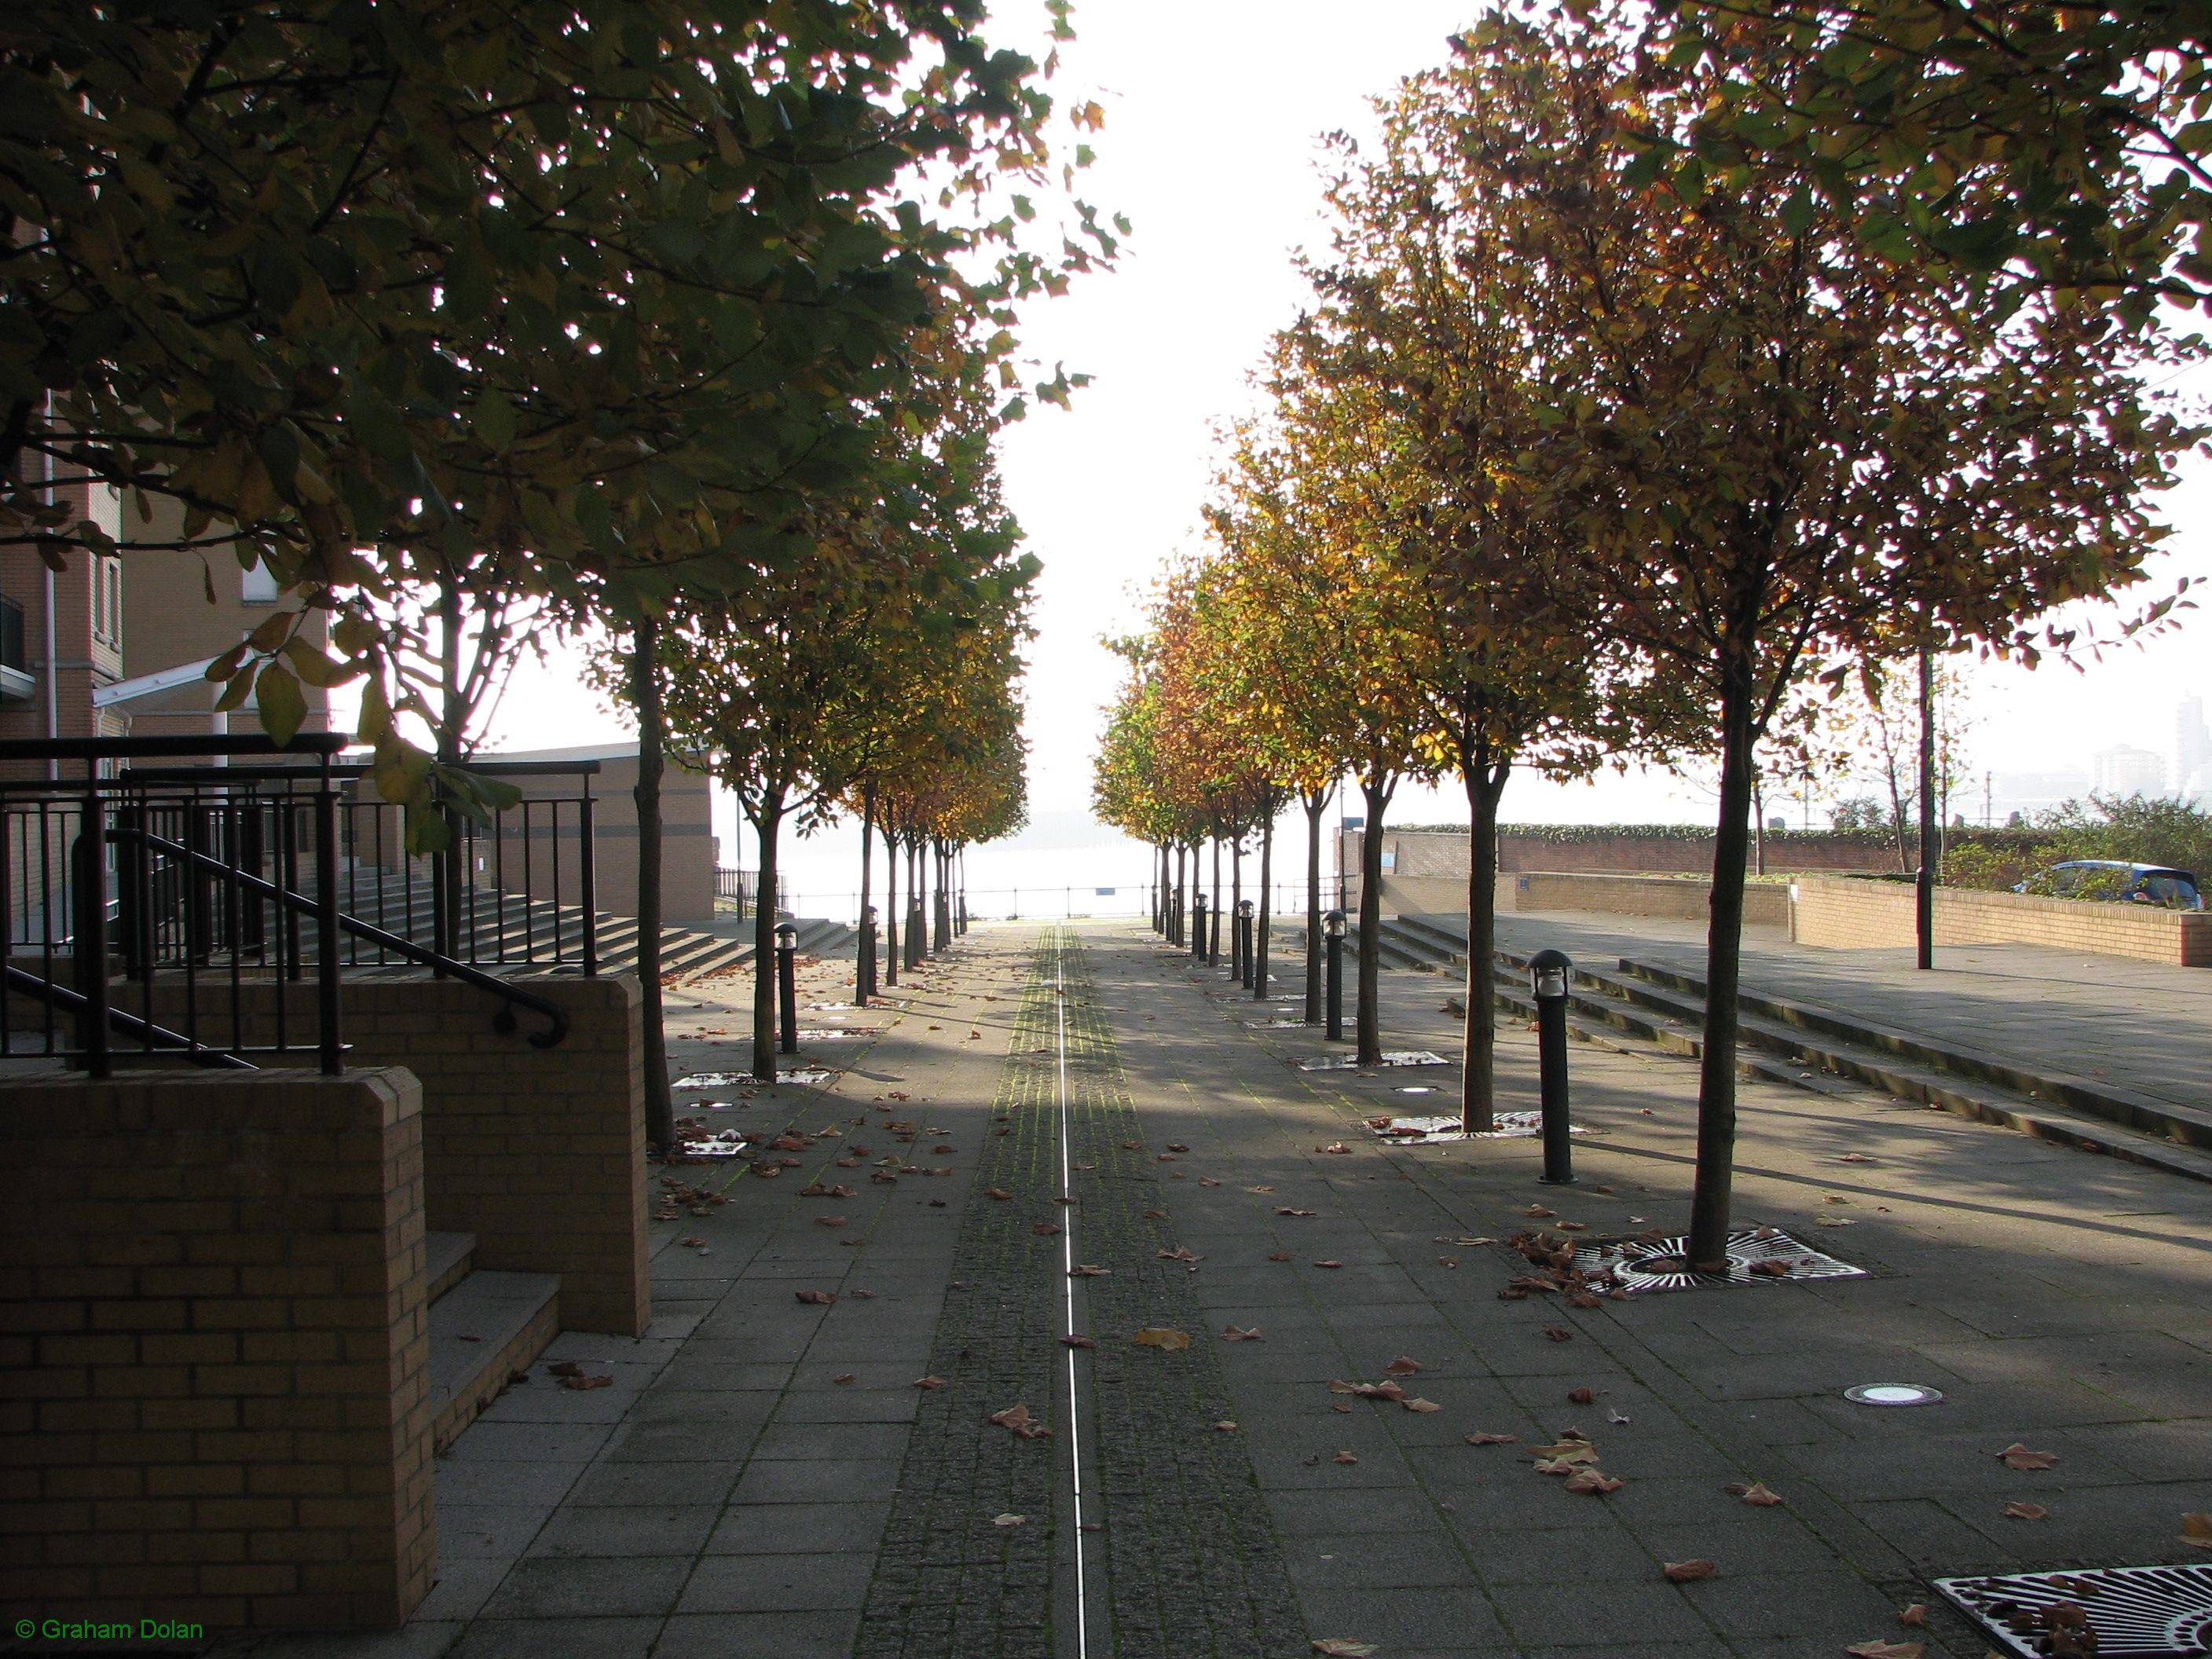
left=1987, top=769, right=2092, bottom=819
left=2177, top=695, right=2210, bottom=800
left=2091, top=743, right=2166, bottom=799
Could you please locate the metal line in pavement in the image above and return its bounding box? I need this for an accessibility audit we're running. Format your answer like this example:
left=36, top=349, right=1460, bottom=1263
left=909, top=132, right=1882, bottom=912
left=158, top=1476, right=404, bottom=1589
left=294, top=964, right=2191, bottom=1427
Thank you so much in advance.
left=1054, top=928, right=1093, bottom=1659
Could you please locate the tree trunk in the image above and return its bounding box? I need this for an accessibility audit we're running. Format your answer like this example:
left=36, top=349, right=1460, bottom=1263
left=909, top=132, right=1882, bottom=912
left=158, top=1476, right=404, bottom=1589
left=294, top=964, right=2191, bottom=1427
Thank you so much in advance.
left=1917, top=643, right=1936, bottom=970
left=883, top=810, right=899, bottom=989
left=751, top=785, right=786, bottom=1084
left=1208, top=835, right=1221, bottom=965
left=1253, top=807, right=1274, bottom=1003
left=933, top=842, right=950, bottom=952
left=1153, top=843, right=1164, bottom=933
left=858, top=785, right=876, bottom=1002
left=1688, top=669, right=1758, bottom=1270
left=435, top=570, right=463, bottom=959
left=1229, top=835, right=1243, bottom=982
left=629, top=620, right=672, bottom=1155
left=1303, top=789, right=1326, bottom=1025
left=1357, top=774, right=1393, bottom=1066
left=906, top=839, right=923, bottom=966
left=1461, top=754, right=1507, bottom=1133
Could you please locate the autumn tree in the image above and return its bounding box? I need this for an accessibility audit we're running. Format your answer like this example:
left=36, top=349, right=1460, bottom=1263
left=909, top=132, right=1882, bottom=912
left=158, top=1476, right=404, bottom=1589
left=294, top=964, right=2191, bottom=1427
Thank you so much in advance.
left=1444, top=6, right=2198, bottom=1265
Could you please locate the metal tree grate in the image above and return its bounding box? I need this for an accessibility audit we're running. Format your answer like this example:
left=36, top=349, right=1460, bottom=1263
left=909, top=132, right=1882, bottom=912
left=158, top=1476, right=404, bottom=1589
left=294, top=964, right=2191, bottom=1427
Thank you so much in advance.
left=1366, top=1111, right=1589, bottom=1144
left=1298, top=1050, right=1452, bottom=1071
left=1570, top=1226, right=1866, bottom=1295
left=1938, top=1564, right=2212, bottom=1656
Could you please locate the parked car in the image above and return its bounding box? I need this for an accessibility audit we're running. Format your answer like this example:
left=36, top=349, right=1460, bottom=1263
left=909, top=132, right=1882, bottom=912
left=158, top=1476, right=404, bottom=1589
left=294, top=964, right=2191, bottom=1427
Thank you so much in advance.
left=2014, top=860, right=2205, bottom=910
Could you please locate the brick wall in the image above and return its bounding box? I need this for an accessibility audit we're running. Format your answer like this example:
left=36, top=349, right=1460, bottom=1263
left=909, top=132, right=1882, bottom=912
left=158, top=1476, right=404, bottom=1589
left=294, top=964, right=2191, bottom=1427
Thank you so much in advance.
left=1346, top=826, right=1902, bottom=883
left=0, top=1066, right=433, bottom=1632
left=1791, top=873, right=2212, bottom=967
left=131, top=973, right=650, bottom=1337
left=1378, top=872, right=1791, bottom=930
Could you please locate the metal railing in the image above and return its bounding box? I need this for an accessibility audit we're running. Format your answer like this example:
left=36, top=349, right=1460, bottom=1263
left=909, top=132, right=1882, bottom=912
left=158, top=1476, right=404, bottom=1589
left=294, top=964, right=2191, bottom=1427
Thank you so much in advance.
left=1, top=736, right=588, bottom=1075
left=715, top=866, right=784, bottom=920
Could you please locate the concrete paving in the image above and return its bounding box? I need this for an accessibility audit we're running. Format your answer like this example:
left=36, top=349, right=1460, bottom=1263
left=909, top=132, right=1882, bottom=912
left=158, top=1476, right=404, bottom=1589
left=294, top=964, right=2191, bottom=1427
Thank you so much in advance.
left=224, top=918, right=2212, bottom=1659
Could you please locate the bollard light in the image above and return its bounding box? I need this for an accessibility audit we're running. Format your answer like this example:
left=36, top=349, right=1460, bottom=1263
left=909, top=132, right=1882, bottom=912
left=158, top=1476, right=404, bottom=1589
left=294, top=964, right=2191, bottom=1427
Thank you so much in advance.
left=1528, top=947, right=1573, bottom=1184
left=776, top=923, right=800, bottom=1056
left=1323, top=908, right=1347, bottom=1042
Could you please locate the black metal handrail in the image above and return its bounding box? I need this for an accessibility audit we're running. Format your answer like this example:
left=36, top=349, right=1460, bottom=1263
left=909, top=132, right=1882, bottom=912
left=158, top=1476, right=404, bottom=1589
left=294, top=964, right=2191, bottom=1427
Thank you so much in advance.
left=1, top=734, right=584, bottom=1074
left=111, top=823, right=568, bottom=1049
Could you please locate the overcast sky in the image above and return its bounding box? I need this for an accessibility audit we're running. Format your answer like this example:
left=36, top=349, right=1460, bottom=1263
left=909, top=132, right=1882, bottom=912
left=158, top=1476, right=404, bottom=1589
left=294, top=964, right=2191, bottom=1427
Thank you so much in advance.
left=473, top=1, right=2212, bottom=853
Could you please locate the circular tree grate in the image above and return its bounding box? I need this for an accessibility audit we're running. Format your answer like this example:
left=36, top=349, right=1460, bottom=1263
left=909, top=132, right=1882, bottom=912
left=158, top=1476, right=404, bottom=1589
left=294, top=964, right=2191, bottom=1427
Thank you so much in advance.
left=1939, top=1564, right=2212, bottom=1657
left=1570, top=1226, right=1866, bottom=1295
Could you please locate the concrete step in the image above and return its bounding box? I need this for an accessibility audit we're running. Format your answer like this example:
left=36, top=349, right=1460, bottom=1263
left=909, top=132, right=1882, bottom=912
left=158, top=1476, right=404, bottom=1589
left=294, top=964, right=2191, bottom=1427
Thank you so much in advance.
left=1483, top=947, right=2212, bottom=1187
left=427, top=1269, right=561, bottom=1452
left=425, top=1231, right=476, bottom=1303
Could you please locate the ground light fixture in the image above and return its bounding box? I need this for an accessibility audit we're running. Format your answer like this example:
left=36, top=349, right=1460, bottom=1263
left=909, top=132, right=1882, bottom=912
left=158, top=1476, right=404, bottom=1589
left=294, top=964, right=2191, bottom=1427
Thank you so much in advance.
left=1322, top=908, right=1347, bottom=1042
left=775, top=922, right=800, bottom=1055
left=1842, top=1383, right=1945, bottom=1406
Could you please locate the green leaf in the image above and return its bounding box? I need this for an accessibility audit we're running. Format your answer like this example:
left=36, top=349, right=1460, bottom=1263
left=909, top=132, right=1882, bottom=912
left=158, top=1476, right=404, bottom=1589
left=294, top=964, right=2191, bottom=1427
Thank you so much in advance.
left=255, top=662, right=307, bottom=744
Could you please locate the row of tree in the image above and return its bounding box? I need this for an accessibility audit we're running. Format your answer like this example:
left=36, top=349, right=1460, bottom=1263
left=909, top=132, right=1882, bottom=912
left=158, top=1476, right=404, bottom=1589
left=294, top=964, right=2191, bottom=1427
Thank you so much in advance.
left=1098, top=1, right=2203, bottom=1271
left=3, top=1, right=1094, bottom=1145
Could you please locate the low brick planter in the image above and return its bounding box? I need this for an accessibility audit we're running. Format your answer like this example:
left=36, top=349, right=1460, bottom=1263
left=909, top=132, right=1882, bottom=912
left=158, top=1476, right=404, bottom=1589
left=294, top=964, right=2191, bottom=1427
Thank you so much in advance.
left=1790, top=872, right=2212, bottom=967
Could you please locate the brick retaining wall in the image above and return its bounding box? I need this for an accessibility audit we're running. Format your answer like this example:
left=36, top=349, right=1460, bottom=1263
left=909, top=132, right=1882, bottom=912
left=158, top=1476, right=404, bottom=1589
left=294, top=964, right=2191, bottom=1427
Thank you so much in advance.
left=128, top=973, right=649, bottom=1336
left=1377, top=871, right=1791, bottom=930
left=0, top=1067, right=433, bottom=1631
left=1791, top=873, right=2212, bottom=966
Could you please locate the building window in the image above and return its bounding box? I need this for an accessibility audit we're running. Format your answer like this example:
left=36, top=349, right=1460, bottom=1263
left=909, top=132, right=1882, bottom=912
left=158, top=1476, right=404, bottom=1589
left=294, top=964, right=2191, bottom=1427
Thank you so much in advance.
left=104, top=558, right=121, bottom=650
left=241, top=558, right=279, bottom=605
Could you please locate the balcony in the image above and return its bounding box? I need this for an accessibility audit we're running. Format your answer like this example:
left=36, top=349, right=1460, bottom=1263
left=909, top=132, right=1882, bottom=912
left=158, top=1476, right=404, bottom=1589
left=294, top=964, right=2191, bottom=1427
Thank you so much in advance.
left=0, top=593, right=32, bottom=701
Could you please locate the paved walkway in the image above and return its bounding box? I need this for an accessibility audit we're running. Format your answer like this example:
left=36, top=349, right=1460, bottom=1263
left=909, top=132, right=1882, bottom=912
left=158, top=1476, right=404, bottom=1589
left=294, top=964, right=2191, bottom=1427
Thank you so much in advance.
left=234, top=920, right=2212, bottom=1659
left=1484, top=909, right=2212, bottom=1111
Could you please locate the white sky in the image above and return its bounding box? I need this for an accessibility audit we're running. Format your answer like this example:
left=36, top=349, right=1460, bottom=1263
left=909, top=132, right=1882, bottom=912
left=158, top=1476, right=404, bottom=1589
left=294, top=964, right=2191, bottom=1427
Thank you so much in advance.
left=469, top=0, right=2212, bottom=881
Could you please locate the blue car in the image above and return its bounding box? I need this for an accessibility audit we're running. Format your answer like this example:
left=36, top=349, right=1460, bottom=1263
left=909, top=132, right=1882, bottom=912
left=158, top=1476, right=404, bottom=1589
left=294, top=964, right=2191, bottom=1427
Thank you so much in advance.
left=2016, top=860, right=2205, bottom=910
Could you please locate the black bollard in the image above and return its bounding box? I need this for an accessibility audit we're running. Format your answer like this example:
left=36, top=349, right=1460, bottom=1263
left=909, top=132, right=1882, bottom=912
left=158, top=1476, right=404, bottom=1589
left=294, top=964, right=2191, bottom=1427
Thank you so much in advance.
left=1529, top=948, right=1573, bottom=1184
left=1324, top=907, right=1346, bottom=1042
left=1236, top=900, right=1255, bottom=989
left=859, top=906, right=877, bottom=1003
left=777, top=922, right=800, bottom=1057
left=1192, top=892, right=1208, bottom=960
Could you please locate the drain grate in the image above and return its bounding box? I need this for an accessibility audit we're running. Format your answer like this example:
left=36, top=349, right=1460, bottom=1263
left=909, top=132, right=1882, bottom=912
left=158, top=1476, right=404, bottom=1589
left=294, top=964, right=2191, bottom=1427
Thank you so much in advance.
left=1298, top=1049, right=1452, bottom=1071
left=1570, top=1226, right=1866, bottom=1295
left=1939, top=1564, right=2212, bottom=1656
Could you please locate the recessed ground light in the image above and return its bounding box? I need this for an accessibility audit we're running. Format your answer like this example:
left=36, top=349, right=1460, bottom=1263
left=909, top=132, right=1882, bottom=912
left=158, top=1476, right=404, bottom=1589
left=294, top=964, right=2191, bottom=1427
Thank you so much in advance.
left=1397, top=1086, right=1436, bottom=1094
left=1844, top=1383, right=1944, bottom=1406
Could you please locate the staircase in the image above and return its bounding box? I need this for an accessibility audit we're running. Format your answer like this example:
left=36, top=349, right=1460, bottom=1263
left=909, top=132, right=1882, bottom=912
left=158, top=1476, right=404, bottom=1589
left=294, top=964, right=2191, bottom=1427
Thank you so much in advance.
left=423, top=1230, right=560, bottom=1451
left=334, top=867, right=851, bottom=982
left=1339, top=912, right=2212, bottom=1185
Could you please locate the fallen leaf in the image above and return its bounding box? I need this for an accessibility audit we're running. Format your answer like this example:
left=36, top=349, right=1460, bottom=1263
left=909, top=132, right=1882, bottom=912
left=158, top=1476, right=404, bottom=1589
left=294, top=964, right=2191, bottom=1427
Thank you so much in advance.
left=1333, top=1451, right=1358, bottom=1464
left=795, top=1290, right=835, bottom=1306
left=1567, top=1386, right=1597, bottom=1404
left=1214, top=1420, right=1238, bottom=1432
left=1843, top=1644, right=1923, bottom=1659
left=814, top=1216, right=847, bottom=1228
left=1607, top=1408, right=1632, bottom=1425
left=1465, top=1431, right=1518, bottom=1446
left=1896, top=1603, right=1926, bottom=1627
left=2001, top=1500, right=2051, bottom=1520
left=1556, top=1221, right=1588, bottom=1232
left=1157, top=1246, right=1202, bottom=1262
left=1836, top=1153, right=1875, bottom=1163
left=1268, top=1251, right=1293, bottom=1262
left=1402, top=1397, right=1443, bottom=1414
left=1437, top=1257, right=1459, bottom=1268
left=989, top=1402, right=1052, bottom=1439
left=1247, top=1185, right=1276, bottom=1193
left=1222, top=1324, right=1264, bottom=1341
left=2181, top=1512, right=2212, bottom=1548
left=1311, top=1643, right=1379, bottom=1658
left=1383, top=1356, right=1424, bottom=1376
left=1533, top=1443, right=1600, bottom=1468
left=914, top=1375, right=947, bottom=1390
left=1062, top=1335, right=1096, bottom=1349
left=1313, top=1259, right=1343, bottom=1269
left=1562, top=1468, right=1623, bottom=1495
left=1319, top=1143, right=1352, bottom=1155
left=1144, top=1207, right=1170, bottom=1219
left=986, top=1187, right=1013, bottom=1201
left=1730, top=1481, right=1783, bottom=1507
left=833, top=1373, right=855, bottom=1386
left=1276, top=1207, right=1318, bottom=1218
left=1749, top=1259, right=1792, bottom=1277
left=1815, top=1216, right=1858, bottom=1228
left=992, top=1513, right=1026, bottom=1528
left=1032, top=1222, right=1062, bottom=1236
left=1132, top=1327, right=1192, bottom=1352
left=1525, top=1205, right=1557, bottom=1218
left=1541, top=1326, right=1573, bottom=1342
left=1997, top=1442, right=2058, bottom=1470
left=1198, top=1177, right=1222, bottom=1187
left=1166, top=1142, right=1190, bottom=1152
left=1068, top=1265, right=1111, bottom=1277
left=560, top=1373, right=613, bottom=1390
left=1662, top=1560, right=1716, bottom=1583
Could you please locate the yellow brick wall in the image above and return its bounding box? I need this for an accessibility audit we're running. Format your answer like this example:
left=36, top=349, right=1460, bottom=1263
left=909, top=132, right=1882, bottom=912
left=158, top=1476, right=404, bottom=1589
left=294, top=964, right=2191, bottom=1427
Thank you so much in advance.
left=1790, top=873, right=2212, bottom=966
left=126, top=974, right=650, bottom=1337
left=0, top=1067, right=432, bottom=1632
